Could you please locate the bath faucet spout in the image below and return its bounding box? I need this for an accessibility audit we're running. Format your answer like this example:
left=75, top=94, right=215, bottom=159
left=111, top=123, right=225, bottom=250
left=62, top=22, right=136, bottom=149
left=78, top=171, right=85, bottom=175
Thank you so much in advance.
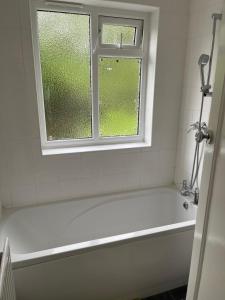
left=192, top=188, right=199, bottom=205
left=180, top=180, right=190, bottom=196
left=180, top=180, right=199, bottom=205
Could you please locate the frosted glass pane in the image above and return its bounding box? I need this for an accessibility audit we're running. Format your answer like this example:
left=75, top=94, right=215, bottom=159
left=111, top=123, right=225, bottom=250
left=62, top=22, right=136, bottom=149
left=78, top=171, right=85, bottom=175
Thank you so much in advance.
left=102, top=24, right=136, bottom=46
left=99, top=57, right=141, bottom=137
left=37, top=11, right=92, bottom=140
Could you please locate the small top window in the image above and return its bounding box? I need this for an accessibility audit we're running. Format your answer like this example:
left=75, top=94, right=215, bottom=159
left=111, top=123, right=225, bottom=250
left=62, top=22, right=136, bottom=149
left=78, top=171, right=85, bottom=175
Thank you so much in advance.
left=99, top=16, right=143, bottom=49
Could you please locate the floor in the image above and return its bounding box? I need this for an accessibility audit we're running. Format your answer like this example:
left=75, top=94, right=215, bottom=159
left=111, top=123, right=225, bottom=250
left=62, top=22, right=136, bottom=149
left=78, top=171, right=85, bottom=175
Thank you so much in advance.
left=144, top=286, right=187, bottom=300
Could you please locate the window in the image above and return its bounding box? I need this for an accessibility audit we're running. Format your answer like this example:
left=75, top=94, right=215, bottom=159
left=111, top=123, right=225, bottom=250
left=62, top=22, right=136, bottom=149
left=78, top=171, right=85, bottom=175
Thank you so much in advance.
left=99, top=57, right=141, bottom=137
left=37, top=11, right=92, bottom=140
left=31, top=1, right=151, bottom=154
left=99, top=16, right=143, bottom=48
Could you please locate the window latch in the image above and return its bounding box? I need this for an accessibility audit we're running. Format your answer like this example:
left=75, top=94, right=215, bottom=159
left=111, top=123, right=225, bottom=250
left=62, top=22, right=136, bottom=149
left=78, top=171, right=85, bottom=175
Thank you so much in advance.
left=119, top=33, right=123, bottom=49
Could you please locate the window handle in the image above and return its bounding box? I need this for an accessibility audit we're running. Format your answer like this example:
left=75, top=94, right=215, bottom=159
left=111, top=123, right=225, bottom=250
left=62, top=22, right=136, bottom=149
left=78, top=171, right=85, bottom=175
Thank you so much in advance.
left=93, top=31, right=101, bottom=54
left=119, top=33, right=124, bottom=49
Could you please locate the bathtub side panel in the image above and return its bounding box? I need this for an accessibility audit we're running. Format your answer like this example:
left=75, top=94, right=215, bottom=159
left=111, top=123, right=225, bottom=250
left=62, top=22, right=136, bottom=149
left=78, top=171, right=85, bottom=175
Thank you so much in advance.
left=14, top=231, right=194, bottom=300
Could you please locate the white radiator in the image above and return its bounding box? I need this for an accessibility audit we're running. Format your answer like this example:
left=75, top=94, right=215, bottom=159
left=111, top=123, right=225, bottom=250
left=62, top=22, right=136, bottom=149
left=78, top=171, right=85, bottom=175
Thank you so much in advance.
left=0, top=239, right=16, bottom=300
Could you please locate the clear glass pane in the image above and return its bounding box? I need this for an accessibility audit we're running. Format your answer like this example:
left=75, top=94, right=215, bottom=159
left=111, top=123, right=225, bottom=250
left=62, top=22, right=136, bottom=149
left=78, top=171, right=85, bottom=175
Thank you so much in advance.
left=37, top=11, right=92, bottom=141
left=99, top=57, right=141, bottom=137
left=102, top=24, right=136, bottom=46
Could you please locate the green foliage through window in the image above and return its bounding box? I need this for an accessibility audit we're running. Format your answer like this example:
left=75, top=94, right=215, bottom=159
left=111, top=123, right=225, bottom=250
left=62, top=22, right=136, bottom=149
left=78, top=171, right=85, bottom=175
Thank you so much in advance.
left=99, top=58, right=141, bottom=136
left=38, top=11, right=92, bottom=140
left=102, top=24, right=136, bottom=46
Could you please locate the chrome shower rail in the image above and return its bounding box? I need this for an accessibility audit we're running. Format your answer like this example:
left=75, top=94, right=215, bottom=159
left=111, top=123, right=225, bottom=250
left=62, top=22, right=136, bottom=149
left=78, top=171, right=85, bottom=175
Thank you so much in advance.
left=181, top=13, right=223, bottom=203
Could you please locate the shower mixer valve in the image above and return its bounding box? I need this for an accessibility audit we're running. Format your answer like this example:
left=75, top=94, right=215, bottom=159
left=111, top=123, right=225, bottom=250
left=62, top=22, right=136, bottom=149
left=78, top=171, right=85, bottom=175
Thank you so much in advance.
left=195, top=127, right=213, bottom=144
left=188, top=122, right=213, bottom=144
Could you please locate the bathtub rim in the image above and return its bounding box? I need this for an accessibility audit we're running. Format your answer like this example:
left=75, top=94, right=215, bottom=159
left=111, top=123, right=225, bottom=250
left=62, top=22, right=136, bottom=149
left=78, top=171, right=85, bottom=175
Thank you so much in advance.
left=0, top=185, right=191, bottom=221
left=12, top=219, right=195, bottom=270
left=2, top=186, right=183, bottom=215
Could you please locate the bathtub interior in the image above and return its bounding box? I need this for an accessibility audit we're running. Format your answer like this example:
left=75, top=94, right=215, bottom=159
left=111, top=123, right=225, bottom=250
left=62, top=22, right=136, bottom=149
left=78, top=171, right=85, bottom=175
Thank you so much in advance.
left=0, top=187, right=196, bottom=255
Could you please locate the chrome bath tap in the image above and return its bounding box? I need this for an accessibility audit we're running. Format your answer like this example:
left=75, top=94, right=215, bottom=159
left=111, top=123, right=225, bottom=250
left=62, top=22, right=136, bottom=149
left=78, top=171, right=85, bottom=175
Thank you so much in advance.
left=191, top=188, right=199, bottom=205
left=180, top=180, right=199, bottom=205
left=180, top=180, right=190, bottom=197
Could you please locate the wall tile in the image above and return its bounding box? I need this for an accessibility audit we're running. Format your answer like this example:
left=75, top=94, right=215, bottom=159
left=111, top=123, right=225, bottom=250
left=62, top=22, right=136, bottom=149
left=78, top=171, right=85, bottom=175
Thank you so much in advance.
left=11, top=183, right=37, bottom=208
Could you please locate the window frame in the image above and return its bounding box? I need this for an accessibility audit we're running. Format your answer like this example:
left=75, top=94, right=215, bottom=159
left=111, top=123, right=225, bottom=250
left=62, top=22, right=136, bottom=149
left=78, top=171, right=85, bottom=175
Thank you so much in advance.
left=30, top=0, right=151, bottom=153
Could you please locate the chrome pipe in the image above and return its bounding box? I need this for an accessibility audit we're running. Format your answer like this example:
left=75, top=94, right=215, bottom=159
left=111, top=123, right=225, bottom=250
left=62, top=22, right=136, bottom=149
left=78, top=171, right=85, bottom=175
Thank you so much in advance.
left=207, top=13, right=223, bottom=87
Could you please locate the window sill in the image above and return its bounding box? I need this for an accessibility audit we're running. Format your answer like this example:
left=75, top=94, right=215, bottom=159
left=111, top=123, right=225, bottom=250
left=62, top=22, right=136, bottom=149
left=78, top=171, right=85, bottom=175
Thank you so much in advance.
left=42, top=142, right=151, bottom=156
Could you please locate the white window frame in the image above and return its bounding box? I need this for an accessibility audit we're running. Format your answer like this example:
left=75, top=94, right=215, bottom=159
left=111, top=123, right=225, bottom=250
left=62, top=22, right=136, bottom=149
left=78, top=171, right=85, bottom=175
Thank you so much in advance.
left=30, top=0, right=151, bottom=154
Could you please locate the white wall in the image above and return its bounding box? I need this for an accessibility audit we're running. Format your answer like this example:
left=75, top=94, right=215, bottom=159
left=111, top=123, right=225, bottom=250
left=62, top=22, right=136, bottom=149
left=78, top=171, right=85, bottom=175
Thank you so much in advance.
left=175, top=0, right=224, bottom=188
left=0, top=0, right=189, bottom=208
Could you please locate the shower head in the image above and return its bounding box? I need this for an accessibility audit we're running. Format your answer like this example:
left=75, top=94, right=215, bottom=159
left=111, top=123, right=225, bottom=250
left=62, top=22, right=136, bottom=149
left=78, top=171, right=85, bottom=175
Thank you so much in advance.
left=198, top=54, right=209, bottom=88
left=198, top=54, right=209, bottom=66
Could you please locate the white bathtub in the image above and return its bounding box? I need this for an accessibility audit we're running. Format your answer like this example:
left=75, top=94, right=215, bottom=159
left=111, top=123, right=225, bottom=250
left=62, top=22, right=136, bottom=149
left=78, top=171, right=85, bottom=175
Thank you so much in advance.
left=0, top=187, right=196, bottom=300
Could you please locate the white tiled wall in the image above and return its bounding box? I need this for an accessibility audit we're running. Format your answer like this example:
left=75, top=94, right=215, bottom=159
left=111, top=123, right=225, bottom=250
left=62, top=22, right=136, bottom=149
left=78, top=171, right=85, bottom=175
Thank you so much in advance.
left=0, top=0, right=189, bottom=208
left=174, top=0, right=224, bottom=188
